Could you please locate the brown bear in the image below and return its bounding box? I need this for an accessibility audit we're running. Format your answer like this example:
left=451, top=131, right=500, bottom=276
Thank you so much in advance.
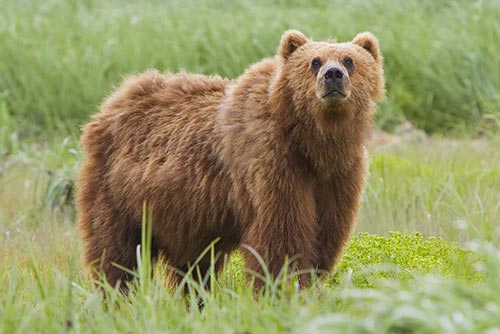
left=76, top=30, right=385, bottom=291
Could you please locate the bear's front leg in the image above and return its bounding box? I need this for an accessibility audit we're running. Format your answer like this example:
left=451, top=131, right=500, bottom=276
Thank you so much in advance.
left=241, top=166, right=318, bottom=290
left=316, top=157, right=368, bottom=274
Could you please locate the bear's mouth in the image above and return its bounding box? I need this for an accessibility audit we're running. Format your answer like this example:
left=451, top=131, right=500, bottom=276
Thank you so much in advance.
left=322, top=89, right=347, bottom=98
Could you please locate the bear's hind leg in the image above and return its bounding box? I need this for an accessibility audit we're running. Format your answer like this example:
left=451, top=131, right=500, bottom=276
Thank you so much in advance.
left=82, top=210, right=158, bottom=292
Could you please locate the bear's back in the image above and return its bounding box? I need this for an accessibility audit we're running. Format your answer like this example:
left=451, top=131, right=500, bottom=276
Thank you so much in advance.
left=91, top=70, right=229, bottom=158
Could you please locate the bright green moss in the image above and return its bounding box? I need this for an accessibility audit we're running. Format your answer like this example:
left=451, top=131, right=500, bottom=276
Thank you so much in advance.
left=330, top=232, right=482, bottom=288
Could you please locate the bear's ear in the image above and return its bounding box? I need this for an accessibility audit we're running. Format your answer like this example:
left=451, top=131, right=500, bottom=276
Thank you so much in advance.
left=352, top=32, right=381, bottom=63
left=278, top=30, right=308, bottom=60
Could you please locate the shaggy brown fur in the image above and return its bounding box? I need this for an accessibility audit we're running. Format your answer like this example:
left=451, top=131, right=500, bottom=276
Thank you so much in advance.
left=77, top=30, right=385, bottom=291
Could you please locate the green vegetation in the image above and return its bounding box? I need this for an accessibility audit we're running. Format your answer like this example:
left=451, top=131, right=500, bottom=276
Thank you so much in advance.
left=1, top=0, right=500, bottom=332
left=1, top=0, right=499, bottom=137
left=360, top=137, right=500, bottom=243
left=332, top=232, right=482, bottom=288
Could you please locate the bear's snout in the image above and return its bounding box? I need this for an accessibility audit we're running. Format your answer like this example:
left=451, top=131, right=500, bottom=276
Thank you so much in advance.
left=317, top=64, right=351, bottom=101
left=319, top=66, right=350, bottom=99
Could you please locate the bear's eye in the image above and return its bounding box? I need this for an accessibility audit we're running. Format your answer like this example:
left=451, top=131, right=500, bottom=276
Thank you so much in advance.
left=311, top=57, right=322, bottom=72
left=343, top=57, right=354, bottom=75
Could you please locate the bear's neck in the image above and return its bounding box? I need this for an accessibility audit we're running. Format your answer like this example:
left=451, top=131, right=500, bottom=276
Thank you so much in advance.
left=269, top=76, right=373, bottom=177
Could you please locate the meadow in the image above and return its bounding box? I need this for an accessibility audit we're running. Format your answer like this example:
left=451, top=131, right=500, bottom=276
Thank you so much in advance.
left=1, top=0, right=500, bottom=333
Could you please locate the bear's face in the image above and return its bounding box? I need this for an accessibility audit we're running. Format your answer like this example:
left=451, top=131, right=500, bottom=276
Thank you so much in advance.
left=277, top=30, right=385, bottom=114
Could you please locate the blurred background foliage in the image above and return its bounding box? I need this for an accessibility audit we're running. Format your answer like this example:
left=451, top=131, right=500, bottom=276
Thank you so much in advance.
left=1, top=0, right=499, bottom=139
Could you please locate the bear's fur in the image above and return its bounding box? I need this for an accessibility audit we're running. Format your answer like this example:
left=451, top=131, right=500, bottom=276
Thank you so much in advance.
left=77, top=30, right=385, bottom=291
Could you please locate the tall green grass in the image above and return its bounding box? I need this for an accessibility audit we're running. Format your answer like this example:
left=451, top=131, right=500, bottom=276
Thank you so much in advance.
left=359, top=137, right=500, bottom=243
left=1, top=0, right=499, bottom=136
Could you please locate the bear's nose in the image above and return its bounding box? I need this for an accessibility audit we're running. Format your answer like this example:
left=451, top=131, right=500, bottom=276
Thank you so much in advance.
left=323, top=67, right=346, bottom=93
left=324, top=67, right=344, bottom=81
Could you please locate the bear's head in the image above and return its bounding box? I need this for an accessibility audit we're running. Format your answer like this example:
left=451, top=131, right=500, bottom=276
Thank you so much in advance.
left=276, top=30, right=385, bottom=116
